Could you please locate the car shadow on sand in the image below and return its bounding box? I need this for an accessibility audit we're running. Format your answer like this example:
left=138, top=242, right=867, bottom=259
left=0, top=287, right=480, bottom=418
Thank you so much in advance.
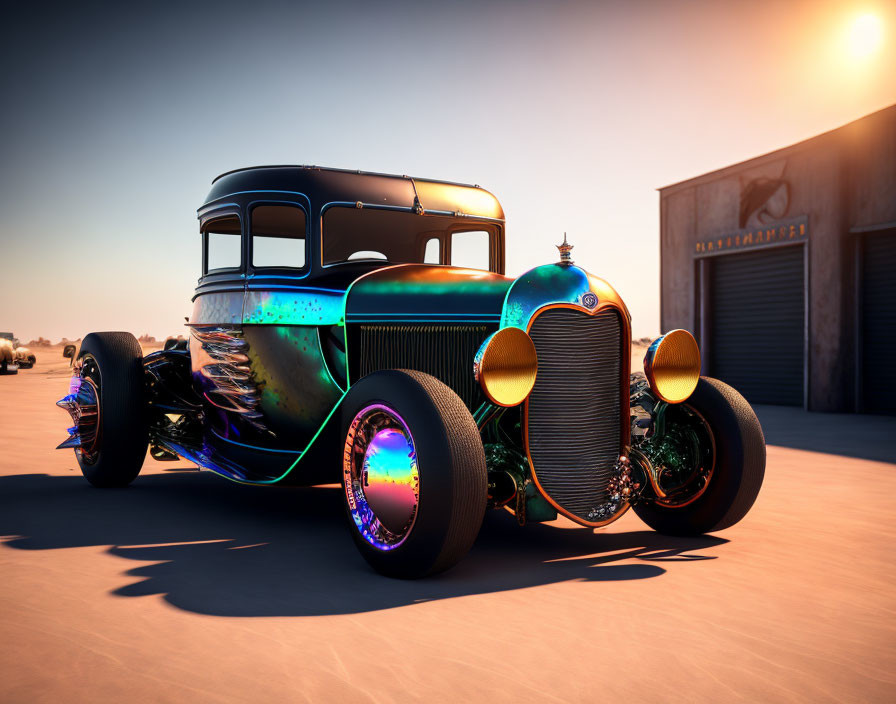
left=0, top=471, right=726, bottom=616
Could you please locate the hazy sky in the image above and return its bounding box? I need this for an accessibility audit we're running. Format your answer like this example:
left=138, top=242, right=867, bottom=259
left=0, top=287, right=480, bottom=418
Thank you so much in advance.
left=1, top=0, right=894, bottom=342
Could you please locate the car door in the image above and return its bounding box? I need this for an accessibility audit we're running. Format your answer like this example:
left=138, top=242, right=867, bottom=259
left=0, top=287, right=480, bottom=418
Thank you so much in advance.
left=241, top=198, right=345, bottom=451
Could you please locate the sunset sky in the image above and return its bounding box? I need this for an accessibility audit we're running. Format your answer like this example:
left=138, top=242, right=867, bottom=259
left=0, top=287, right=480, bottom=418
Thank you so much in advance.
left=1, top=0, right=894, bottom=342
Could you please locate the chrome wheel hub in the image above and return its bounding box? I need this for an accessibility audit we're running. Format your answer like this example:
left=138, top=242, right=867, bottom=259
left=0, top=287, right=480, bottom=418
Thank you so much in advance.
left=57, top=358, right=101, bottom=464
left=343, top=405, right=419, bottom=550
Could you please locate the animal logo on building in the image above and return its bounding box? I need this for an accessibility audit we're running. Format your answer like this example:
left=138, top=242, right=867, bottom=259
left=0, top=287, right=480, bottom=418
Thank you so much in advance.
left=739, top=177, right=790, bottom=228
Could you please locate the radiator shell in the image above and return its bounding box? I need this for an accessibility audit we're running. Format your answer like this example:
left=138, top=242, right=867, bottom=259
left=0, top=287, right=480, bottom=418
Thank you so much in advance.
left=524, top=304, right=631, bottom=526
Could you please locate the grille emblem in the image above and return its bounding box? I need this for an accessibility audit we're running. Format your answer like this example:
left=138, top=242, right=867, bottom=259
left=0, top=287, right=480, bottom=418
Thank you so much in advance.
left=581, top=292, right=598, bottom=309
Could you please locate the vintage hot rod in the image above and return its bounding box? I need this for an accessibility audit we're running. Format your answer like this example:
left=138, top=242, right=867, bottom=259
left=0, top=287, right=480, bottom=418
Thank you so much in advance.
left=1, top=332, right=36, bottom=373
left=58, top=166, right=765, bottom=578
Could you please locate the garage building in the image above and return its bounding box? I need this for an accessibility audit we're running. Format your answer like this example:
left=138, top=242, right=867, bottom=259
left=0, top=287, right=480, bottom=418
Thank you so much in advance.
left=659, top=105, right=896, bottom=414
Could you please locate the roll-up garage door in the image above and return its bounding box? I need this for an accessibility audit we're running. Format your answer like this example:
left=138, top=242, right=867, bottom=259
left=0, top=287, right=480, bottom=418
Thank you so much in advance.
left=708, top=245, right=805, bottom=406
left=862, top=230, right=896, bottom=415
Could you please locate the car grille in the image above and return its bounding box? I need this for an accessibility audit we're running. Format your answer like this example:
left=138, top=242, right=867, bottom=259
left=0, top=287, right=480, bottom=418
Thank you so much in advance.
left=526, top=307, right=623, bottom=522
left=356, top=324, right=494, bottom=411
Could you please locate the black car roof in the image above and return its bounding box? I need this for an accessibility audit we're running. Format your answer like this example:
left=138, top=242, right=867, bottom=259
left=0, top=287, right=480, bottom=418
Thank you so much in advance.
left=201, top=165, right=505, bottom=221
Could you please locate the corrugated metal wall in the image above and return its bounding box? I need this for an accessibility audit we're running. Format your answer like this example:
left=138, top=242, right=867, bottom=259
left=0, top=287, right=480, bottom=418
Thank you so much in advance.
left=708, top=245, right=805, bottom=406
left=861, top=231, right=896, bottom=415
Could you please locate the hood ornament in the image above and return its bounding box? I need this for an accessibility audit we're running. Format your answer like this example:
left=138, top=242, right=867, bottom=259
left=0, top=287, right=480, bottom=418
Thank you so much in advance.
left=556, top=232, right=574, bottom=264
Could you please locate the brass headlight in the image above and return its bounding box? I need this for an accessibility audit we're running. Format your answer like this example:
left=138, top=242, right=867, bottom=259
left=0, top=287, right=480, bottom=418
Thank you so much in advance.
left=474, top=327, right=538, bottom=407
left=643, top=329, right=701, bottom=404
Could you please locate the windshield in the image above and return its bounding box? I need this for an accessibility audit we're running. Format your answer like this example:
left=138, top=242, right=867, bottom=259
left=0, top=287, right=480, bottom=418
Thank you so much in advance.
left=322, top=206, right=498, bottom=271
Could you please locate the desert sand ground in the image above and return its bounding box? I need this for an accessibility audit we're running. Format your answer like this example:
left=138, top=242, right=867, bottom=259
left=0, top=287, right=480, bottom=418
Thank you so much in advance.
left=1, top=346, right=894, bottom=703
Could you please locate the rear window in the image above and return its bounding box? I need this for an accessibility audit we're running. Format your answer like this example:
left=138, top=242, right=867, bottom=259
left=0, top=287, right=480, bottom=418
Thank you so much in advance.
left=424, top=237, right=441, bottom=264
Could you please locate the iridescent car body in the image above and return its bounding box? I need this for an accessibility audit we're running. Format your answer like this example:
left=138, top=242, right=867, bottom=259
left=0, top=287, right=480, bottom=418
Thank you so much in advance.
left=57, top=166, right=766, bottom=576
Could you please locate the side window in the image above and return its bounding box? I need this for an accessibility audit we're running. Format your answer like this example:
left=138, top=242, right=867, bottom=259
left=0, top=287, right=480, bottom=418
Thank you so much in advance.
left=424, top=237, right=440, bottom=264
left=451, top=230, right=490, bottom=270
left=204, top=215, right=241, bottom=273
left=251, top=205, right=306, bottom=269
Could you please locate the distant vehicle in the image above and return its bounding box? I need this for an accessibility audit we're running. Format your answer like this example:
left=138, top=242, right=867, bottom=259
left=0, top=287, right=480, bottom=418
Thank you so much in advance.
left=0, top=336, right=16, bottom=375
left=0, top=332, right=34, bottom=371
left=57, top=166, right=766, bottom=578
left=15, top=346, right=35, bottom=369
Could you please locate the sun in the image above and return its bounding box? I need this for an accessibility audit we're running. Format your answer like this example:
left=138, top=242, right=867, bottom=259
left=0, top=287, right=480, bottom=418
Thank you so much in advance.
left=847, top=13, right=884, bottom=58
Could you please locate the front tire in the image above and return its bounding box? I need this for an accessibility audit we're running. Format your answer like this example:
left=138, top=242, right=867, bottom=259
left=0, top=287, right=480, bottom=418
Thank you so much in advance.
left=633, top=377, right=765, bottom=535
left=74, top=332, right=148, bottom=488
left=340, top=369, right=487, bottom=578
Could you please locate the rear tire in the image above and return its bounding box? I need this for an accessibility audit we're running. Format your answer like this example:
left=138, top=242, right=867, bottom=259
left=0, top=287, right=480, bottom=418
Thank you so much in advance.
left=76, top=332, right=148, bottom=488
left=340, top=369, right=487, bottom=578
left=633, top=377, right=765, bottom=535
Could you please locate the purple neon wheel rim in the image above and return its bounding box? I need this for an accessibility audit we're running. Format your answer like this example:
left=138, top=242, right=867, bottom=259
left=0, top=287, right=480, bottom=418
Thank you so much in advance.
left=343, top=404, right=420, bottom=550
